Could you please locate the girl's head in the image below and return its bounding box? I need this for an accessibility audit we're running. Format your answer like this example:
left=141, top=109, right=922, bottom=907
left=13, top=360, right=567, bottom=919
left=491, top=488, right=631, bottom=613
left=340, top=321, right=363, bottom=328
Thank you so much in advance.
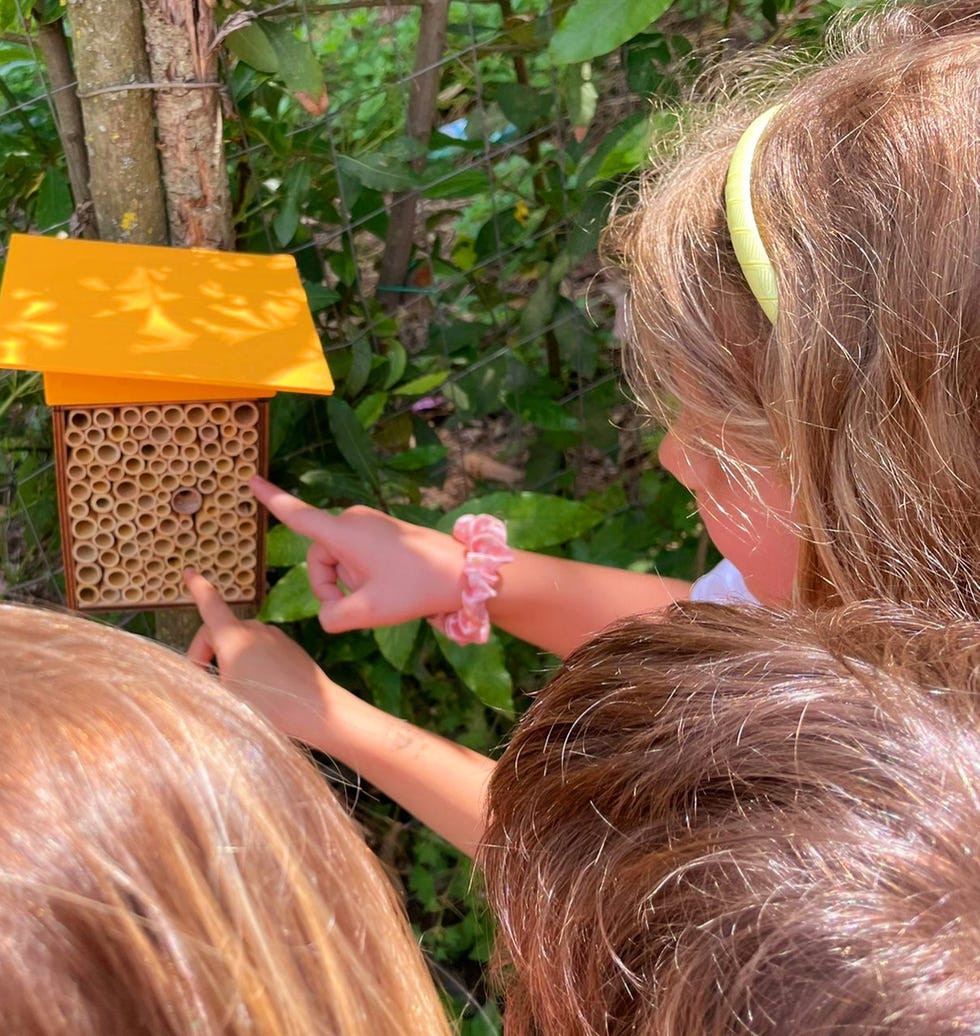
left=481, top=602, right=980, bottom=1035
left=0, top=604, right=450, bottom=1036
left=609, top=2, right=980, bottom=612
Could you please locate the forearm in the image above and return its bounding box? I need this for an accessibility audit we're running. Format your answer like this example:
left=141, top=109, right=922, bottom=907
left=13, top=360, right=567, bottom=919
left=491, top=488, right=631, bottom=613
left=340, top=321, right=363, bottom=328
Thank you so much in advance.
left=489, top=550, right=692, bottom=657
left=303, top=673, right=494, bottom=857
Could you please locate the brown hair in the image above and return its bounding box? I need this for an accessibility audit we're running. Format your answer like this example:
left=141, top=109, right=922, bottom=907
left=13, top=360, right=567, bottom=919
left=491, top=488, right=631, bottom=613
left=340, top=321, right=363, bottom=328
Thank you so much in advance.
left=606, top=2, right=980, bottom=615
left=481, top=602, right=980, bottom=1035
left=0, top=604, right=451, bottom=1036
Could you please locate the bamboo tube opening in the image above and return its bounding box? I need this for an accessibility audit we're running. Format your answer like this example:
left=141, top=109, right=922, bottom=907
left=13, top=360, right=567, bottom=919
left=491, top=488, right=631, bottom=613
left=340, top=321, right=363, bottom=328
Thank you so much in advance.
left=106, top=465, right=124, bottom=483
left=236, top=567, right=256, bottom=586
left=209, top=404, right=230, bottom=424
left=77, top=585, right=100, bottom=605
left=155, top=537, right=176, bottom=558
left=198, top=536, right=219, bottom=555
left=72, top=541, right=99, bottom=563
left=169, top=458, right=189, bottom=476
left=239, top=550, right=257, bottom=567
left=137, top=492, right=156, bottom=511
left=94, top=531, right=115, bottom=551
left=118, top=540, right=139, bottom=559
left=241, top=445, right=259, bottom=463
left=175, top=531, right=195, bottom=550
left=162, top=406, right=183, bottom=425
left=116, top=500, right=137, bottom=521
left=90, top=477, right=110, bottom=493
left=136, top=512, right=157, bottom=531
left=92, top=408, right=114, bottom=429
left=148, top=458, right=167, bottom=475
left=237, top=462, right=257, bottom=480
left=199, top=424, right=219, bottom=443
left=146, top=574, right=163, bottom=591
left=100, top=547, right=120, bottom=566
left=136, top=529, right=154, bottom=546
left=216, top=477, right=237, bottom=496
left=84, top=426, right=106, bottom=446
left=76, top=564, right=101, bottom=585
left=116, top=519, right=136, bottom=538
left=233, top=402, right=258, bottom=427
left=173, top=426, right=195, bottom=446
left=107, top=423, right=128, bottom=443
left=120, top=406, right=141, bottom=425
left=237, top=497, right=256, bottom=516
left=66, top=462, right=87, bottom=481
left=186, top=404, right=207, bottom=426
left=241, top=427, right=259, bottom=446
left=131, top=423, right=150, bottom=441
left=143, top=407, right=162, bottom=425
left=105, top=569, right=126, bottom=589
left=120, top=439, right=140, bottom=457
left=158, top=517, right=179, bottom=537
left=178, top=471, right=196, bottom=488
left=213, top=456, right=233, bottom=474
left=223, top=437, right=243, bottom=457
left=145, top=557, right=165, bottom=576
left=192, top=458, right=211, bottom=477
left=96, top=443, right=121, bottom=464
left=97, top=514, right=116, bottom=531
left=159, top=442, right=179, bottom=460
left=91, top=496, right=114, bottom=514
left=215, top=490, right=237, bottom=509
left=140, top=442, right=157, bottom=458
left=198, top=477, right=217, bottom=497
left=64, top=426, right=86, bottom=448
left=218, top=527, right=238, bottom=546
left=201, top=440, right=221, bottom=459
left=72, top=444, right=95, bottom=465
left=67, top=482, right=92, bottom=502
left=137, top=472, right=157, bottom=490
left=99, top=587, right=121, bottom=604
left=68, top=410, right=90, bottom=429
left=68, top=500, right=89, bottom=520
left=160, top=473, right=180, bottom=492
left=122, top=586, right=144, bottom=603
left=149, top=425, right=170, bottom=444
left=184, top=444, right=201, bottom=462
left=73, top=517, right=97, bottom=539
left=216, top=569, right=236, bottom=588
left=197, top=518, right=219, bottom=538
left=160, top=585, right=180, bottom=602
left=123, top=456, right=145, bottom=476
left=239, top=518, right=258, bottom=537
left=171, top=489, right=203, bottom=515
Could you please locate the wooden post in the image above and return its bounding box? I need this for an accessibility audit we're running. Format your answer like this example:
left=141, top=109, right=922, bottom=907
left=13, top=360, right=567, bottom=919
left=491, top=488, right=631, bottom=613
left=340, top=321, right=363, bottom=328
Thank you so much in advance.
left=64, top=0, right=168, bottom=244
left=377, top=0, right=449, bottom=309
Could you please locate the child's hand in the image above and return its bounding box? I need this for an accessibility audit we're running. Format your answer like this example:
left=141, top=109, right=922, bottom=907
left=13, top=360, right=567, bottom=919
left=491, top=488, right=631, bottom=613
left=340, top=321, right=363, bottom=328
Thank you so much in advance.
left=250, top=475, right=466, bottom=632
left=185, top=569, right=336, bottom=744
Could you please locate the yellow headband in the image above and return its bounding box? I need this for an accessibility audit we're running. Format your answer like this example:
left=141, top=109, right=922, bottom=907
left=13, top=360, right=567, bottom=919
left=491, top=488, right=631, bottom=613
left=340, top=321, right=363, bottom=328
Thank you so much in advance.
left=725, top=106, right=781, bottom=323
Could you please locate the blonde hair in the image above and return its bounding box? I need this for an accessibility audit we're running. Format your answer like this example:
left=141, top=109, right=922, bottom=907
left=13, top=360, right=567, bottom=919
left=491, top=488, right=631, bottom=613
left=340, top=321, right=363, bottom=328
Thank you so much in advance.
left=0, top=604, right=452, bottom=1036
left=607, top=1, right=980, bottom=615
left=481, top=602, right=980, bottom=1035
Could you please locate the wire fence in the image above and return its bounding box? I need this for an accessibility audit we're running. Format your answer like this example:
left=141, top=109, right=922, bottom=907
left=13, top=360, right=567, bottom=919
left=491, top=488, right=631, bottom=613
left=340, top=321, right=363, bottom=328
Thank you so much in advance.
left=0, top=0, right=645, bottom=609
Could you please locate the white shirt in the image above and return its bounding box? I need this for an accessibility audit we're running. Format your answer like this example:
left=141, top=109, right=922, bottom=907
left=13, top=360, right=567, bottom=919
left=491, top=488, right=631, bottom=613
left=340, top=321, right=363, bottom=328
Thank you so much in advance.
left=689, top=559, right=757, bottom=605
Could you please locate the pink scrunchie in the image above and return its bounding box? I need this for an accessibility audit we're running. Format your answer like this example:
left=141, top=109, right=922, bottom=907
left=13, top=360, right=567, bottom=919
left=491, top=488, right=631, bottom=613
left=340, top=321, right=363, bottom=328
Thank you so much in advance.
left=430, top=514, right=513, bottom=646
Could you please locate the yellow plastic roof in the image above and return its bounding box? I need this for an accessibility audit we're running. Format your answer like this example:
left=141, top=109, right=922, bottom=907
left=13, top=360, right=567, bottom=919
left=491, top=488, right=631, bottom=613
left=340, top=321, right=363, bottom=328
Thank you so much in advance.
left=0, top=235, right=333, bottom=404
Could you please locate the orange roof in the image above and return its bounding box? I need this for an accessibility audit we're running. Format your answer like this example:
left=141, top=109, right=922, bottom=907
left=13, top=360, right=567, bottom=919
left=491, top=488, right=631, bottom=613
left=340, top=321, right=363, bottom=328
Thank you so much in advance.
left=0, top=235, right=333, bottom=405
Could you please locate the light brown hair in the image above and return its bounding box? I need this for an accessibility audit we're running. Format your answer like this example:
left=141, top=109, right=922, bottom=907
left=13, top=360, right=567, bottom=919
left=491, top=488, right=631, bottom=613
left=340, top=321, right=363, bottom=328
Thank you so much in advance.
left=607, top=2, right=980, bottom=615
left=0, top=604, right=452, bottom=1036
left=481, top=602, right=980, bottom=1035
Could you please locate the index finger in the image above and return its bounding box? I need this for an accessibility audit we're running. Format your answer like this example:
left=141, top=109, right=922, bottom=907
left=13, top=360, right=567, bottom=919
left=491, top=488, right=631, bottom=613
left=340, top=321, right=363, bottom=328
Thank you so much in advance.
left=184, top=568, right=238, bottom=632
left=250, top=475, right=335, bottom=542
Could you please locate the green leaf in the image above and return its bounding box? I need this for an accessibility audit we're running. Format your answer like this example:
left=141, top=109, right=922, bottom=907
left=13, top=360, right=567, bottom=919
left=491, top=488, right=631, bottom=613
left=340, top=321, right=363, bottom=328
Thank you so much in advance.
left=354, top=391, right=389, bottom=429
left=336, top=153, right=418, bottom=192
left=266, top=525, right=312, bottom=567
left=581, top=110, right=677, bottom=184
left=440, top=492, right=603, bottom=550
left=258, top=563, right=320, bottom=622
left=374, top=619, right=421, bottom=672
left=494, top=83, right=553, bottom=133
left=35, top=167, right=72, bottom=230
left=422, top=169, right=492, bottom=201
left=434, top=631, right=514, bottom=713
left=344, top=336, right=372, bottom=398
left=304, top=282, right=340, bottom=312
left=550, top=0, right=675, bottom=64
left=263, top=21, right=328, bottom=112
left=384, top=444, right=448, bottom=471
left=562, top=62, right=598, bottom=139
left=327, top=396, right=381, bottom=492
left=504, top=392, right=581, bottom=432
left=224, top=23, right=280, bottom=74
left=392, top=371, right=449, bottom=396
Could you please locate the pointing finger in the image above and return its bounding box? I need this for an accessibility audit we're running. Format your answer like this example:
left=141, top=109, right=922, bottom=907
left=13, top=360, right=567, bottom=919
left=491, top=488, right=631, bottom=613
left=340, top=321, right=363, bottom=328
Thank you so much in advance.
left=184, top=568, right=237, bottom=633
left=250, top=476, right=336, bottom=543
left=187, top=623, right=216, bottom=667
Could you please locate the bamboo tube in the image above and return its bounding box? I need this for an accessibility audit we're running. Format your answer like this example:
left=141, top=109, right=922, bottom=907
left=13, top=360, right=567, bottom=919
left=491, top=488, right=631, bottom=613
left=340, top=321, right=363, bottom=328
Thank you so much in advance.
left=122, top=586, right=144, bottom=604
left=146, top=574, right=163, bottom=592
left=232, top=402, right=259, bottom=427
left=123, top=456, right=145, bottom=476
left=136, top=512, right=157, bottom=531
left=136, top=528, right=154, bottom=546
left=66, top=462, right=87, bottom=481
left=239, top=518, right=258, bottom=538
left=67, top=481, right=92, bottom=503
left=148, top=457, right=167, bottom=475
left=93, top=531, right=114, bottom=550
left=200, top=440, right=221, bottom=459
left=218, top=527, right=238, bottom=546
left=84, top=425, right=106, bottom=446
left=91, top=495, right=114, bottom=514
left=162, top=405, right=183, bottom=425
left=73, top=517, right=97, bottom=539
left=117, top=500, right=137, bottom=522
left=76, top=563, right=102, bottom=585
left=72, top=541, right=99, bottom=564
left=171, top=488, right=203, bottom=515
left=107, top=423, right=128, bottom=443
left=223, top=435, right=242, bottom=457
left=241, top=445, right=259, bottom=463
left=99, top=587, right=121, bottom=604
left=159, top=442, right=178, bottom=460
left=158, top=516, right=179, bottom=537
left=116, top=519, right=136, bottom=539
left=199, top=423, right=219, bottom=443
left=239, top=550, right=257, bottom=568
left=215, top=477, right=236, bottom=496
left=72, top=444, right=95, bottom=465
left=185, top=404, right=207, bottom=427
left=68, top=500, right=89, bottom=520
left=137, top=471, right=158, bottom=491
left=160, top=473, right=180, bottom=492
left=198, top=536, right=219, bottom=556
left=175, top=530, right=195, bottom=550
left=237, top=496, right=256, bottom=515
left=77, top=585, right=100, bottom=605
left=131, top=423, right=150, bottom=441
left=120, top=438, right=140, bottom=457
left=198, top=477, right=217, bottom=497
left=236, top=461, right=257, bottom=480
left=213, top=455, right=233, bottom=474
left=179, top=471, right=197, bottom=488
left=145, top=557, right=165, bottom=576
left=236, top=567, right=256, bottom=586
left=216, top=569, right=236, bottom=589
left=191, top=458, right=210, bottom=477
left=183, top=443, right=201, bottom=462
left=68, top=410, right=90, bottom=429
left=105, top=568, right=126, bottom=589
left=120, top=406, right=142, bottom=425
left=241, top=427, right=258, bottom=446
left=154, top=537, right=176, bottom=560
left=107, top=463, right=125, bottom=482
left=97, top=514, right=116, bottom=531
left=95, top=442, right=121, bottom=464
left=208, top=403, right=230, bottom=424
left=90, top=477, right=110, bottom=494
left=100, top=547, right=120, bottom=567
left=137, top=492, right=156, bottom=511
left=215, top=490, right=237, bottom=509
left=196, top=517, right=219, bottom=538
left=118, top=540, right=139, bottom=559
left=82, top=463, right=106, bottom=482
left=173, top=425, right=195, bottom=446
left=64, top=426, right=86, bottom=448
left=168, top=458, right=188, bottom=476
left=149, top=424, right=170, bottom=444
left=139, top=442, right=157, bottom=459
left=159, top=585, right=181, bottom=602
left=92, top=408, right=114, bottom=429
left=142, top=406, right=162, bottom=425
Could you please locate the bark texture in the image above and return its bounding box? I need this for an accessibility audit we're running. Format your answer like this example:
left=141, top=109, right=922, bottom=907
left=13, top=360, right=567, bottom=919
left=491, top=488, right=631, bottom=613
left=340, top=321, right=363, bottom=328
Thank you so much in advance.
left=65, top=0, right=168, bottom=244
left=140, top=0, right=234, bottom=249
